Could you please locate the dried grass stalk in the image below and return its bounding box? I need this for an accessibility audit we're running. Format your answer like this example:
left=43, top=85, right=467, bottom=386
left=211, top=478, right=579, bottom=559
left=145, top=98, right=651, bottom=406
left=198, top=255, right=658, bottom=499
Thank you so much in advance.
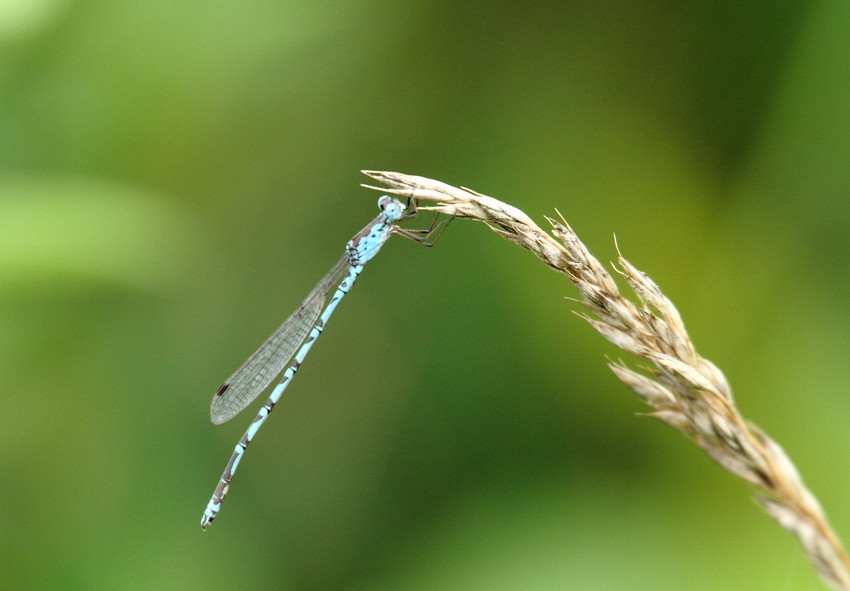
left=362, top=170, right=850, bottom=591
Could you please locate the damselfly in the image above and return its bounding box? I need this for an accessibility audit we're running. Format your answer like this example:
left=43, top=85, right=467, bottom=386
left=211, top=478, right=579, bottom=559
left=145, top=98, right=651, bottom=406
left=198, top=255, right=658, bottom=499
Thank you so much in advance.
left=201, top=195, right=449, bottom=529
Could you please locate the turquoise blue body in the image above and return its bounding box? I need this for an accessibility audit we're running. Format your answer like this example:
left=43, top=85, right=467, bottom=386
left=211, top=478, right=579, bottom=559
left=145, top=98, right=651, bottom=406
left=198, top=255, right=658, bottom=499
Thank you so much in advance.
left=201, top=196, right=406, bottom=529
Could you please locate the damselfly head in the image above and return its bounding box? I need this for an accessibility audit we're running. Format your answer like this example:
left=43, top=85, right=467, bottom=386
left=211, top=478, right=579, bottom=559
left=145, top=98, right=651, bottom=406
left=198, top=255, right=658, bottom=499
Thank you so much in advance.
left=377, top=195, right=405, bottom=222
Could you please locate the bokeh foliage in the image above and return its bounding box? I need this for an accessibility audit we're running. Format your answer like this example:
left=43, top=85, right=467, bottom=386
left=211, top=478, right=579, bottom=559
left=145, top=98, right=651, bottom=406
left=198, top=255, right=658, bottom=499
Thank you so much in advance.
left=2, top=1, right=849, bottom=589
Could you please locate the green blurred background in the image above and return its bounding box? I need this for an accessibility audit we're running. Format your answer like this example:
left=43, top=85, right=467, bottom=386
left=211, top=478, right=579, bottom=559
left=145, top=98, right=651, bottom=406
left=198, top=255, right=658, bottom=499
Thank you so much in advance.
left=2, top=1, right=849, bottom=589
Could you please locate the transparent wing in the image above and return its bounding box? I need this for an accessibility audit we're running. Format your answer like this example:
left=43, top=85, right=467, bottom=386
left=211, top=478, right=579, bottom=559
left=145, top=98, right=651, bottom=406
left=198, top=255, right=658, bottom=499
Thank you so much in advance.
left=209, top=254, right=350, bottom=425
